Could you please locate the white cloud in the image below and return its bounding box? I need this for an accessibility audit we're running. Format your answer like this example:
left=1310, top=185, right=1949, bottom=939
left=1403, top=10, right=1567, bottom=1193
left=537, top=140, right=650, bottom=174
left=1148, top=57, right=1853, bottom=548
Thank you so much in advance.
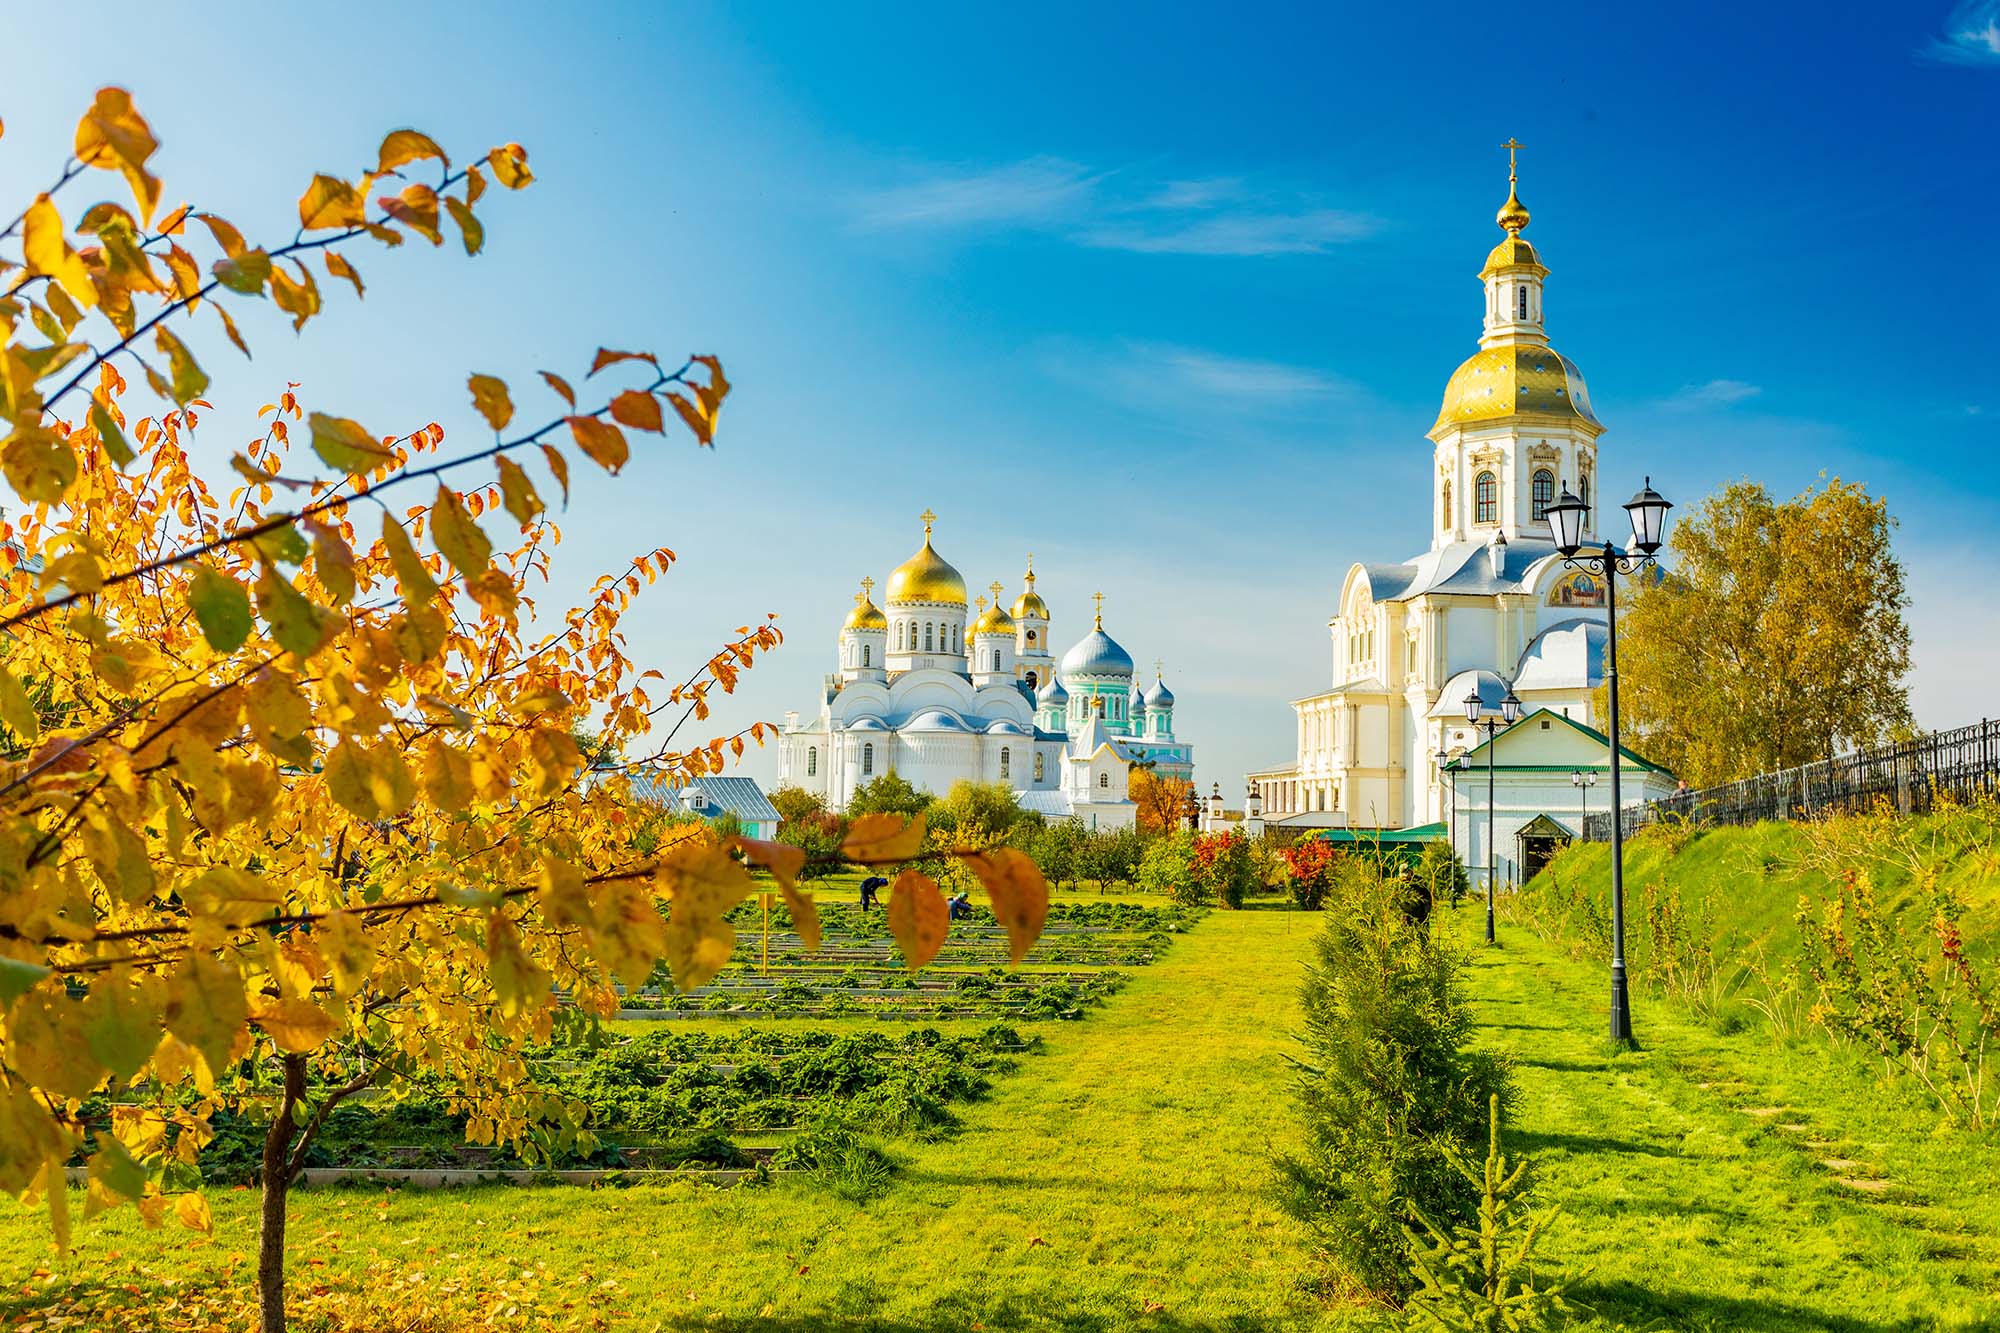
left=853, top=157, right=1099, bottom=228
left=1141, top=345, right=1348, bottom=400
left=1036, top=339, right=1354, bottom=421
left=1923, top=1, right=2000, bottom=64
left=1659, top=379, right=1762, bottom=411
left=852, top=158, right=1379, bottom=257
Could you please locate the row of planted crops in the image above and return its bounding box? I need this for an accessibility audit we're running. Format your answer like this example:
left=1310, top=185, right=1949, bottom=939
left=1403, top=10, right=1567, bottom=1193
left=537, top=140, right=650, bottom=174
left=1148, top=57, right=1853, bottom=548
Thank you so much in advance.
left=179, top=898, right=1204, bottom=1195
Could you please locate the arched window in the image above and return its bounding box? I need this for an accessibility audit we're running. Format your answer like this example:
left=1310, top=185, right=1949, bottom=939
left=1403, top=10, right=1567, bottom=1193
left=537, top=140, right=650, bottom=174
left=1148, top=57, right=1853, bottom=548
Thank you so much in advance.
left=1531, top=469, right=1555, bottom=521
left=1475, top=470, right=1497, bottom=524
left=924, top=623, right=934, bottom=652
left=1000, top=747, right=1011, bottom=779
left=1517, top=286, right=1529, bottom=320
left=897, top=622, right=906, bottom=651
left=1441, top=480, right=1452, bottom=527
left=862, top=644, right=871, bottom=667
left=807, top=746, right=817, bottom=777
left=992, top=649, right=1002, bottom=672
left=1034, top=752, right=1045, bottom=781
left=1099, top=772, right=1110, bottom=789
left=1578, top=474, right=1590, bottom=510
left=862, top=743, right=874, bottom=776
left=1025, top=670, right=1037, bottom=689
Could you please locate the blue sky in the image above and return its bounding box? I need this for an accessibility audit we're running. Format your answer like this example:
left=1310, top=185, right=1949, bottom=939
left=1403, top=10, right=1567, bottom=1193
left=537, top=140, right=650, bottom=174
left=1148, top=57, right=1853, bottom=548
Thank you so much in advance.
left=7, top=1, right=1997, bottom=789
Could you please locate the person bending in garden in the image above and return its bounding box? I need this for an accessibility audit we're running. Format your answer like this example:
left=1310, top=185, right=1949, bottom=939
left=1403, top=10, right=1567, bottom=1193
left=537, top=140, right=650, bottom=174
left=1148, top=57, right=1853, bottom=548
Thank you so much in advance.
left=859, top=875, right=889, bottom=910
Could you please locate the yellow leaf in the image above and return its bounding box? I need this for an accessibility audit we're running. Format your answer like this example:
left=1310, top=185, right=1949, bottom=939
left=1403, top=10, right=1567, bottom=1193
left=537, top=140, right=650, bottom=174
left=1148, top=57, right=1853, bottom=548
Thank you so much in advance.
left=270, top=258, right=322, bottom=331
left=958, top=848, right=1050, bottom=964
left=377, top=129, right=448, bottom=174
left=8, top=989, right=103, bottom=1101
left=256, top=567, right=341, bottom=660
left=487, top=911, right=550, bottom=1018
left=22, top=195, right=98, bottom=308
left=379, top=182, right=442, bottom=244
left=430, top=483, right=493, bottom=578
left=86, top=1132, right=148, bottom=1208
left=182, top=866, right=283, bottom=926
left=0, top=663, right=42, bottom=744
left=589, top=348, right=658, bottom=376
left=154, top=327, right=208, bottom=404
left=488, top=142, right=534, bottom=189
left=445, top=195, right=483, bottom=255
left=193, top=211, right=245, bottom=257
left=250, top=996, right=338, bottom=1052
left=667, top=389, right=718, bottom=446
left=316, top=910, right=377, bottom=998
left=658, top=842, right=753, bottom=991
left=212, top=247, right=271, bottom=295
left=592, top=880, right=668, bottom=988
left=468, top=373, right=513, bottom=431
left=494, top=455, right=542, bottom=526
left=566, top=416, right=628, bottom=474
left=734, top=837, right=818, bottom=951
left=82, top=973, right=163, bottom=1081
left=539, top=443, right=571, bottom=504
left=380, top=512, right=438, bottom=606
left=841, top=811, right=927, bottom=863
left=246, top=668, right=314, bottom=764
left=538, top=855, right=593, bottom=930
left=309, top=519, right=357, bottom=605
left=308, top=412, right=392, bottom=474
left=163, top=953, right=248, bottom=1075
left=298, top=173, right=366, bottom=230
left=610, top=389, right=664, bottom=433
left=174, top=1192, right=212, bottom=1235
left=325, top=250, right=364, bottom=299
left=421, top=739, right=474, bottom=811
left=886, top=869, right=949, bottom=971
left=74, top=87, right=161, bottom=223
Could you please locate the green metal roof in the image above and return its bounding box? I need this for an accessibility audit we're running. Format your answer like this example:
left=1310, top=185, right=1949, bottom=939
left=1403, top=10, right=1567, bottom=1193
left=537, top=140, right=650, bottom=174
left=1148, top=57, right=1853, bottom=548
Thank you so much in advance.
left=1312, top=822, right=1448, bottom=845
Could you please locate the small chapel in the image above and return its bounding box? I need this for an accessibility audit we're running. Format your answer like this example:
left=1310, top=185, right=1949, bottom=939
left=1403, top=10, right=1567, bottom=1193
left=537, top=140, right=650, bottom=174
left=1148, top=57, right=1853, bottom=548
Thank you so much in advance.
left=1249, top=148, right=1675, bottom=879
left=778, top=512, right=1194, bottom=828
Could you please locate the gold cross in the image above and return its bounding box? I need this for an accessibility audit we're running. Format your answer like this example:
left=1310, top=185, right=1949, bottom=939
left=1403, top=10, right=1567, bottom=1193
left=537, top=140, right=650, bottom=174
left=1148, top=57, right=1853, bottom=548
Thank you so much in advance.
left=920, top=508, right=936, bottom=539
left=974, top=594, right=986, bottom=616
left=1092, top=591, right=1104, bottom=628
left=1154, top=657, right=1164, bottom=680
left=860, top=575, right=874, bottom=601
left=990, top=581, right=1005, bottom=605
left=1024, top=552, right=1035, bottom=585
left=1502, top=137, right=1523, bottom=182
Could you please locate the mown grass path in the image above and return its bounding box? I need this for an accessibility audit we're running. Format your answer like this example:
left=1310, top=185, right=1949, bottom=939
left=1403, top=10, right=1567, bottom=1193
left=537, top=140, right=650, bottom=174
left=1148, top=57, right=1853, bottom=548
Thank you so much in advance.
left=1466, top=910, right=2000, bottom=1332
left=0, top=911, right=1323, bottom=1332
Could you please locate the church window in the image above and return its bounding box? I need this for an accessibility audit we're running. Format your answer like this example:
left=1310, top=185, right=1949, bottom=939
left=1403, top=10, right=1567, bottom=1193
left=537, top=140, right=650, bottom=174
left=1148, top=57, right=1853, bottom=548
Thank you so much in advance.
left=1027, top=630, right=1037, bottom=645
left=1025, top=670, right=1037, bottom=689
left=1475, top=471, right=1497, bottom=524
left=924, top=623, right=934, bottom=652
left=992, top=649, right=1002, bottom=672
left=1000, top=747, right=1011, bottom=779
left=1034, top=753, right=1045, bottom=781
left=862, top=743, right=874, bottom=775
left=1099, top=772, right=1109, bottom=789
left=1578, top=474, right=1590, bottom=511
left=1517, top=286, right=1528, bottom=320
left=807, top=746, right=817, bottom=777
left=1441, top=480, right=1452, bottom=527
left=1531, top=469, right=1555, bottom=520
left=897, top=622, right=906, bottom=651
left=862, top=645, right=871, bottom=667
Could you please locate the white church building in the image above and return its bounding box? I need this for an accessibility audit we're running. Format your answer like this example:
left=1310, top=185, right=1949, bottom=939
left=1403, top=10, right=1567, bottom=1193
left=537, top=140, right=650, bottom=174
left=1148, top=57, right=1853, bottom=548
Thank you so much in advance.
left=1249, top=153, right=1676, bottom=882
left=778, top=512, right=1194, bottom=829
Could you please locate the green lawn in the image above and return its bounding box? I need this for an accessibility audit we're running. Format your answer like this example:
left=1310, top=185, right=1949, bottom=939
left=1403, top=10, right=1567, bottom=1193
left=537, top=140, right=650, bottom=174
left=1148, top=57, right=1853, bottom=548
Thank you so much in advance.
left=1465, top=905, right=2000, bottom=1332
left=10, top=898, right=1999, bottom=1331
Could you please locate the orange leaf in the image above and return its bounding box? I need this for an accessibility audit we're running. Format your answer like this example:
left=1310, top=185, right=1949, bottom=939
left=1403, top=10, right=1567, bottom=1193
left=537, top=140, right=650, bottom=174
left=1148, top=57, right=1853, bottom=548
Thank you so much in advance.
left=886, top=870, right=948, bottom=971
left=840, top=812, right=926, bottom=863
left=959, top=848, right=1049, bottom=964
left=734, top=837, right=818, bottom=951
left=566, top=416, right=628, bottom=474
left=666, top=390, right=716, bottom=446
left=375, top=129, right=448, bottom=175
left=609, top=389, right=663, bottom=433
left=540, top=370, right=576, bottom=407
left=488, top=142, right=534, bottom=189
left=378, top=183, right=441, bottom=244
left=539, top=444, right=571, bottom=504
left=298, top=174, right=366, bottom=230
left=589, top=348, right=658, bottom=376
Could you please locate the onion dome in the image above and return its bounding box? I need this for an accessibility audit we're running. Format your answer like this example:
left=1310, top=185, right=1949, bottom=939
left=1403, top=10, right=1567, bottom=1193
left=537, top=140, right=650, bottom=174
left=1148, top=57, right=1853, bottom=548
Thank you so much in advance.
left=1011, top=558, right=1049, bottom=620
left=974, top=582, right=1016, bottom=637
left=1144, top=673, right=1175, bottom=708
left=1037, top=674, right=1068, bottom=705
left=1496, top=141, right=1530, bottom=236
left=886, top=509, right=967, bottom=606
left=843, top=577, right=887, bottom=632
left=1480, top=235, right=1544, bottom=277
left=1129, top=684, right=1147, bottom=713
left=1060, top=597, right=1134, bottom=679
left=965, top=596, right=986, bottom=648
left=1432, top=345, right=1601, bottom=436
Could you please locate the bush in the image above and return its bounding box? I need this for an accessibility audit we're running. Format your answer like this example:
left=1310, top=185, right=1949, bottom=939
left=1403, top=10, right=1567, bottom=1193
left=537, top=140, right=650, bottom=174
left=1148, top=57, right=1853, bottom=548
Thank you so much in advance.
left=776, top=810, right=845, bottom=880
left=927, top=780, right=1033, bottom=841
left=1280, top=859, right=1511, bottom=1301
left=1077, top=825, right=1144, bottom=891
left=847, top=770, right=929, bottom=818
left=1412, top=842, right=1471, bottom=910
left=1137, top=831, right=1202, bottom=905
left=1281, top=837, right=1338, bottom=910
left=768, top=784, right=828, bottom=826
left=1193, top=829, right=1257, bottom=909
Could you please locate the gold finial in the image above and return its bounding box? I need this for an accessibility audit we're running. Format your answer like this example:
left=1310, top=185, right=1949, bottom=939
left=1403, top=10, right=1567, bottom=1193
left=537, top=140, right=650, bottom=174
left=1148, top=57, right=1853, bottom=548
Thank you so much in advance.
left=1154, top=657, right=1164, bottom=681
left=1092, top=591, right=1104, bottom=630
left=860, top=575, right=875, bottom=601
left=974, top=594, right=987, bottom=615
left=1497, top=137, right=1530, bottom=235
left=920, top=508, right=936, bottom=540
left=1024, top=553, right=1035, bottom=587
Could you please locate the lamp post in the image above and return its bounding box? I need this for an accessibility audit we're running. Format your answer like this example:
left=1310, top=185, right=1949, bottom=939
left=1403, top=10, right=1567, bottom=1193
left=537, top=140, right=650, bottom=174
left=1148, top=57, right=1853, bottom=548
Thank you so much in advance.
left=1462, top=685, right=1523, bottom=945
left=1544, top=476, right=1673, bottom=1045
left=1435, top=746, right=1456, bottom=834
left=1571, top=769, right=1598, bottom=842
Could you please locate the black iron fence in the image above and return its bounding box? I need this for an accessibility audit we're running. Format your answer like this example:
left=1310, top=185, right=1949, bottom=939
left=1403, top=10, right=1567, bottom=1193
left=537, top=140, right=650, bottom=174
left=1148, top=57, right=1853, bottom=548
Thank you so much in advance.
left=1581, top=720, right=2000, bottom=842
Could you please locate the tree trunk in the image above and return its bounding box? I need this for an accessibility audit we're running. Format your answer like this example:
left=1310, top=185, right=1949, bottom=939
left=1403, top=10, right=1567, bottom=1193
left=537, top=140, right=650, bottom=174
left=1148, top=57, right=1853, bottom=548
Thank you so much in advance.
left=258, top=1053, right=307, bottom=1333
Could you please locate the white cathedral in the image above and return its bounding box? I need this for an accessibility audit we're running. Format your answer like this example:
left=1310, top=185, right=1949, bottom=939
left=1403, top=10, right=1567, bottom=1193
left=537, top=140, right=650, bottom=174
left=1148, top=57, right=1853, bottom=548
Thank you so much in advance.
left=1250, top=153, right=1677, bottom=839
left=778, top=512, right=1194, bottom=829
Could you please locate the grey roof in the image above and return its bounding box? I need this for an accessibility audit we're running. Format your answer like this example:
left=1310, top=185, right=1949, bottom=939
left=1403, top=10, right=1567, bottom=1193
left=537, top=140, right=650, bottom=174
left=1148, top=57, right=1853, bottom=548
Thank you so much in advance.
left=628, top=773, right=781, bottom=824
left=904, top=709, right=968, bottom=732
left=1061, top=626, right=1135, bottom=679
left=1037, top=674, right=1069, bottom=703
left=1144, top=676, right=1175, bottom=707
left=1512, top=617, right=1608, bottom=693
left=1362, top=536, right=1564, bottom=602
left=1429, top=668, right=1511, bottom=719
left=1016, top=790, right=1075, bottom=818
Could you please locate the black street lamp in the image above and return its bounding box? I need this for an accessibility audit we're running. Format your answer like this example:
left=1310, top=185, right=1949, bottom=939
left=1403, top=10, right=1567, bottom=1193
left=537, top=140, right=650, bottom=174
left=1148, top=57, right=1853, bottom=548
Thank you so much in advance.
left=1544, top=475, right=1673, bottom=1044
left=1570, top=769, right=1598, bottom=842
left=1462, top=684, right=1522, bottom=945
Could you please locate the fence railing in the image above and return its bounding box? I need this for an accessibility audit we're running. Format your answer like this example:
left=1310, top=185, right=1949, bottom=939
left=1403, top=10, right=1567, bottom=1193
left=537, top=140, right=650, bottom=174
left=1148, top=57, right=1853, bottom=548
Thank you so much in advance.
left=1581, top=719, right=2000, bottom=842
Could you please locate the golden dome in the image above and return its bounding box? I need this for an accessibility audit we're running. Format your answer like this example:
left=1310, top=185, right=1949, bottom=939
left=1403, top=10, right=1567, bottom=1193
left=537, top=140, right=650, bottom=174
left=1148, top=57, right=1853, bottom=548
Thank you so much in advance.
left=1431, top=344, right=1603, bottom=437
left=974, top=583, right=1015, bottom=637
left=1480, top=235, right=1544, bottom=277
left=1496, top=182, right=1530, bottom=236
left=886, top=510, right=967, bottom=607
left=843, top=581, right=887, bottom=632
left=1010, top=558, right=1048, bottom=620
